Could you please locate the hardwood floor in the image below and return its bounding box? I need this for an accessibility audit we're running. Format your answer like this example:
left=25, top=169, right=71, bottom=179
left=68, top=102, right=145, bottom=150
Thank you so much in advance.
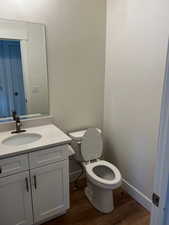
left=43, top=180, right=150, bottom=225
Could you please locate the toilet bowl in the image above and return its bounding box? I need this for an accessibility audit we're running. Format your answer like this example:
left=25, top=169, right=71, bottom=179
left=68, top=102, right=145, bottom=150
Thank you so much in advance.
left=83, top=160, right=121, bottom=213
left=69, top=128, right=122, bottom=213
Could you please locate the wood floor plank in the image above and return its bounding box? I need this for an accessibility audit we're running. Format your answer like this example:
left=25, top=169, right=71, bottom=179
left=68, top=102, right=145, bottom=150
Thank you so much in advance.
left=43, top=180, right=150, bottom=225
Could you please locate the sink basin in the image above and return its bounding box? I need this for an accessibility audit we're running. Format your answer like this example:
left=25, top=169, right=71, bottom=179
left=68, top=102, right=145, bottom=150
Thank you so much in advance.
left=2, top=133, right=42, bottom=146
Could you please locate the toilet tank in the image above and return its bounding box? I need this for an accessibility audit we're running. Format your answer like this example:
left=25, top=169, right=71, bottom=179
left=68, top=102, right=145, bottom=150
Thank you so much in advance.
left=68, top=128, right=101, bottom=162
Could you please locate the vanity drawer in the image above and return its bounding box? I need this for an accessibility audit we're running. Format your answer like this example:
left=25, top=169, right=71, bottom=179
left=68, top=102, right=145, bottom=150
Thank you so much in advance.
left=0, top=154, right=29, bottom=178
left=29, top=145, right=68, bottom=169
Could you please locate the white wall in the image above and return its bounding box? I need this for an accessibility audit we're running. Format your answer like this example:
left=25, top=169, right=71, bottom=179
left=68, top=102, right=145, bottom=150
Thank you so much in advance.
left=104, top=0, right=169, bottom=200
left=0, top=0, right=106, bottom=131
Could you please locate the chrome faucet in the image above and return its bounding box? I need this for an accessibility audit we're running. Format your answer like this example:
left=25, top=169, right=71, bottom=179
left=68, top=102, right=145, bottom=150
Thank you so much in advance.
left=11, top=111, right=26, bottom=134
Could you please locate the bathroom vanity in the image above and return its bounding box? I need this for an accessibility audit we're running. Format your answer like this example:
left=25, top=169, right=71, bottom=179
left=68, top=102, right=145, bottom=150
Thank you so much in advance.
left=0, top=124, right=72, bottom=225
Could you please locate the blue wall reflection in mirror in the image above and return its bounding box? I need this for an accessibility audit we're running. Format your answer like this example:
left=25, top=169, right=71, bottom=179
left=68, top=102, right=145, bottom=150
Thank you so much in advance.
left=0, top=40, right=26, bottom=118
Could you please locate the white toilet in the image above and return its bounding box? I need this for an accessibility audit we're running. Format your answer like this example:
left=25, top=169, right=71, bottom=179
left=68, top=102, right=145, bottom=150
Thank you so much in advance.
left=69, top=128, right=122, bottom=213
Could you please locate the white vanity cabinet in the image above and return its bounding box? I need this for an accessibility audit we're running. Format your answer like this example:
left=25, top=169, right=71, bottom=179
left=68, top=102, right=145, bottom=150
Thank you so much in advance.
left=0, top=145, right=70, bottom=225
left=31, top=161, right=69, bottom=223
left=0, top=171, right=33, bottom=225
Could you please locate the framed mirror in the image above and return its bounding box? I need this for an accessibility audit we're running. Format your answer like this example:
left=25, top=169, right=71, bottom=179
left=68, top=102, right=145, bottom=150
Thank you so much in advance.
left=0, top=19, right=49, bottom=122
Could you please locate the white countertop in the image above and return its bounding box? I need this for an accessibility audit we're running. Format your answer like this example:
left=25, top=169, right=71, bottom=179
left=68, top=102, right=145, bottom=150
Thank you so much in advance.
left=0, top=124, right=72, bottom=159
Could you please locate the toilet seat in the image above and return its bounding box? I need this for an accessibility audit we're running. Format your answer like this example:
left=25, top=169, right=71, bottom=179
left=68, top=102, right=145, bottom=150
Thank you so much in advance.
left=84, top=160, right=122, bottom=189
left=81, top=128, right=122, bottom=190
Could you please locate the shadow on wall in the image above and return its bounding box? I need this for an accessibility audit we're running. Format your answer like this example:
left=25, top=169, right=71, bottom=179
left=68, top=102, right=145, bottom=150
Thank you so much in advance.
left=103, top=133, right=120, bottom=168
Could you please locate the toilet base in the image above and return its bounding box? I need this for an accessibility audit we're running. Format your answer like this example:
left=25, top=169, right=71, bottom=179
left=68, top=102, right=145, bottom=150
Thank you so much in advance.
left=85, top=180, right=114, bottom=213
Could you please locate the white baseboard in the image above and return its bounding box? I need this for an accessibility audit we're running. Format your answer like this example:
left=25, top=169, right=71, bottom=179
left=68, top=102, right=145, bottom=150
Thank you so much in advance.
left=122, top=179, right=152, bottom=212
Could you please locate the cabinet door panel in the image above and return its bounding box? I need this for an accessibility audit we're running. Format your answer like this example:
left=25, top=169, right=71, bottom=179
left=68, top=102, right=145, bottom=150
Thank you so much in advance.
left=0, top=171, right=33, bottom=225
left=0, top=154, right=29, bottom=178
left=31, top=160, right=69, bottom=223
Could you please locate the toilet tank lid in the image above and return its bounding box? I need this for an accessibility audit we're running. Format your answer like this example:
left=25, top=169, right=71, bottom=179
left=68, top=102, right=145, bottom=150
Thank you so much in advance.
left=69, top=128, right=101, bottom=141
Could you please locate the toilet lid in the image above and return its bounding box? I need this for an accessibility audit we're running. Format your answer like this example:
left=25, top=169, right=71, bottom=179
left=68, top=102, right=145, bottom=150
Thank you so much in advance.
left=81, top=128, right=103, bottom=161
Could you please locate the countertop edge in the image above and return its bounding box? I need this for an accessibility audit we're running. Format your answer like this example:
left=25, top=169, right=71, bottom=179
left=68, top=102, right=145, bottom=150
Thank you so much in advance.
left=0, top=139, right=72, bottom=160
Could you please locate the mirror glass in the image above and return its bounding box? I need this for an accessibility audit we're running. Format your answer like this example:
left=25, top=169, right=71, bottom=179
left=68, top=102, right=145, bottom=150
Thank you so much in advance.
left=0, top=19, right=49, bottom=122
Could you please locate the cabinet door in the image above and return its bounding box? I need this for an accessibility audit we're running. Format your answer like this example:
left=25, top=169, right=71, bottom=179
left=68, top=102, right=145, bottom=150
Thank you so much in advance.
left=0, top=171, right=33, bottom=225
left=30, top=160, right=69, bottom=223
